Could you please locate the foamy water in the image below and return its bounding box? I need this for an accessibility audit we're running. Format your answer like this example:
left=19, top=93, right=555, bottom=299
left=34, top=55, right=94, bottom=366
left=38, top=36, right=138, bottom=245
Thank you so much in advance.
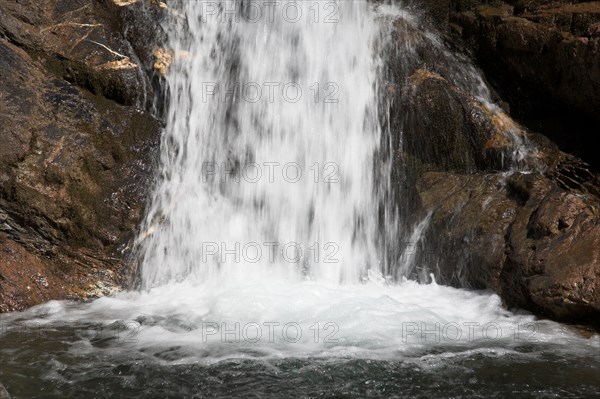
left=3, top=278, right=596, bottom=367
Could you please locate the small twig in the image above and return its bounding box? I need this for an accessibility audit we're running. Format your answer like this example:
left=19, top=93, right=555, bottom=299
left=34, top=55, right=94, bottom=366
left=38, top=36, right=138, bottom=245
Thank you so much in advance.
left=85, top=40, right=130, bottom=59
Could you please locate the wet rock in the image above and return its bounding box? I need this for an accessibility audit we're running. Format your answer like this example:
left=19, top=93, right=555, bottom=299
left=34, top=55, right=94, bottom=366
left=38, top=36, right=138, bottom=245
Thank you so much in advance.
left=504, top=173, right=600, bottom=321
left=0, top=0, right=162, bottom=311
left=0, top=0, right=155, bottom=108
left=383, top=16, right=520, bottom=188
left=385, top=9, right=600, bottom=326
left=414, top=170, right=600, bottom=324
left=447, top=1, right=600, bottom=169
left=397, top=68, right=514, bottom=173
left=415, top=172, right=516, bottom=293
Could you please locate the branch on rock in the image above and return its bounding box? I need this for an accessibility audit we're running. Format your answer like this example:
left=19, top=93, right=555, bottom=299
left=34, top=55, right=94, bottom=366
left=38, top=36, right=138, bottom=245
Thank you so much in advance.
left=85, top=39, right=129, bottom=59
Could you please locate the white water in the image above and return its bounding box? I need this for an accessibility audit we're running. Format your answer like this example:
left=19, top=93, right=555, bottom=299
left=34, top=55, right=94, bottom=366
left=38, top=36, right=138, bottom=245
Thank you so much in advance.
left=138, top=0, right=386, bottom=287
left=2, top=1, right=597, bottom=365
left=6, top=279, right=597, bottom=364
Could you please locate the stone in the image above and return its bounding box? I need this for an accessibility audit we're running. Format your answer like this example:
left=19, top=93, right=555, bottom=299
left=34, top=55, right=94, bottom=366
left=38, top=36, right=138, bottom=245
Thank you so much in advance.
left=412, top=170, right=600, bottom=324
left=384, top=8, right=600, bottom=326
left=0, top=0, right=162, bottom=311
left=445, top=0, right=600, bottom=169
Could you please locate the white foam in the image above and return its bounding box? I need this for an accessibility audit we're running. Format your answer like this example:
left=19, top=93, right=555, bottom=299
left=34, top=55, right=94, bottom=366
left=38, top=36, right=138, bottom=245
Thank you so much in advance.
left=4, top=280, right=595, bottom=364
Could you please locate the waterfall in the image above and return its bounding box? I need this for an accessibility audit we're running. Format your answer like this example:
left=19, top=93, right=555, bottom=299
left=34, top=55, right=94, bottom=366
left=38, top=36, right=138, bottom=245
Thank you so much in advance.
left=2, top=4, right=596, bottom=382
left=137, top=0, right=538, bottom=289
left=139, top=0, right=390, bottom=288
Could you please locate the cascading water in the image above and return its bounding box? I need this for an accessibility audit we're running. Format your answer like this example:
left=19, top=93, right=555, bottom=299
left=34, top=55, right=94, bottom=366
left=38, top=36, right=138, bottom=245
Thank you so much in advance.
left=139, top=0, right=387, bottom=287
left=1, top=1, right=598, bottom=397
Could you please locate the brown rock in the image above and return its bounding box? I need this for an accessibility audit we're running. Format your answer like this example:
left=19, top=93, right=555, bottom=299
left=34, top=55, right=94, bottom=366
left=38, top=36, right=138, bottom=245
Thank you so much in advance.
left=448, top=1, right=600, bottom=168
left=0, top=0, right=162, bottom=311
left=414, top=170, right=600, bottom=324
left=384, top=10, right=600, bottom=322
left=0, top=234, right=70, bottom=312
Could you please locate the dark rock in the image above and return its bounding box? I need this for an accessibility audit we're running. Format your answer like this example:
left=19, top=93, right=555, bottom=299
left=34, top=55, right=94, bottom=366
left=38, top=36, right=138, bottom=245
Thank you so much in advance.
left=447, top=1, right=600, bottom=169
left=384, top=8, right=600, bottom=326
left=0, top=0, right=158, bottom=108
left=382, top=15, right=532, bottom=176
left=504, top=173, right=600, bottom=321
left=396, top=68, right=513, bottom=173
left=414, top=171, right=600, bottom=323
left=0, top=0, right=162, bottom=312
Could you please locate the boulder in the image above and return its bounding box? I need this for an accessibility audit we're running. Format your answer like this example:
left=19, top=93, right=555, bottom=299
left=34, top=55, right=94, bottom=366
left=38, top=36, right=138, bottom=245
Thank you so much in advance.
left=414, top=171, right=600, bottom=324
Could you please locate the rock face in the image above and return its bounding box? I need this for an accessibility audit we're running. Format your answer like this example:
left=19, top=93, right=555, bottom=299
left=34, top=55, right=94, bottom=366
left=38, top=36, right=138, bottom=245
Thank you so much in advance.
left=385, top=6, right=600, bottom=325
left=416, top=171, right=600, bottom=324
left=0, top=0, right=163, bottom=311
left=419, top=0, right=600, bottom=169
